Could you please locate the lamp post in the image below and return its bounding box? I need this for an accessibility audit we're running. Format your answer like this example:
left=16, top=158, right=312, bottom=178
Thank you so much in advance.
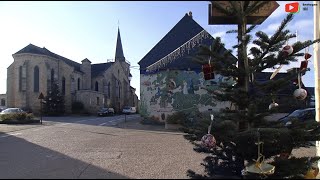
left=38, top=92, right=45, bottom=124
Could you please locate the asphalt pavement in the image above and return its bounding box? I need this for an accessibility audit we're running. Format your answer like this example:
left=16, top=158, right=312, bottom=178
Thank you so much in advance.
left=0, top=114, right=206, bottom=179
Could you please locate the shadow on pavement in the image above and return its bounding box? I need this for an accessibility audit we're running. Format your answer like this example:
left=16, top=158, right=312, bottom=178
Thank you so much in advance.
left=0, top=132, right=128, bottom=179
left=115, top=117, right=186, bottom=135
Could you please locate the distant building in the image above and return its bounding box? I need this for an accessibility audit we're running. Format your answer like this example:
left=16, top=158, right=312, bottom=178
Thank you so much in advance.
left=6, top=28, right=138, bottom=114
left=138, top=12, right=235, bottom=121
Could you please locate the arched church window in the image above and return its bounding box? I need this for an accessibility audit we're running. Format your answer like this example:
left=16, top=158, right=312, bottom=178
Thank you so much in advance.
left=0, top=99, right=5, bottom=106
left=95, top=81, right=99, bottom=92
left=108, top=82, right=111, bottom=98
left=118, top=81, right=121, bottom=99
left=19, top=66, right=22, bottom=91
left=34, top=66, right=39, bottom=92
left=62, top=77, right=66, bottom=95
left=51, top=69, right=55, bottom=83
left=78, top=78, right=80, bottom=90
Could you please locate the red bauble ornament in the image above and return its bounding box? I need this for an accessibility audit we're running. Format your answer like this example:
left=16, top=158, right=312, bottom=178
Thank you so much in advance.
left=202, top=64, right=215, bottom=80
left=304, top=53, right=312, bottom=60
left=201, top=134, right=216, bottom=149
left=300, top=60, right=308, bottom=71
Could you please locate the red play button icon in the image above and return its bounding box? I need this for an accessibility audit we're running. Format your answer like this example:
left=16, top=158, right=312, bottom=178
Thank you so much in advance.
left=285, top=2, right=300, bottom=13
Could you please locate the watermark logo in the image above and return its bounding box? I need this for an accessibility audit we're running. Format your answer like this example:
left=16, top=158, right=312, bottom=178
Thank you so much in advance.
left=285, top=2, right=300, bottom=13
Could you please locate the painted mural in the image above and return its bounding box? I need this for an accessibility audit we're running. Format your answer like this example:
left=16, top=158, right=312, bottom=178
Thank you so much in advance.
left=140, top=69, right=234, bottom=121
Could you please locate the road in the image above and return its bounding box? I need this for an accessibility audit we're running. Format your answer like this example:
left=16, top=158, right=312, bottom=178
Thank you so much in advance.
left=0, top=114, right=205, bottom=179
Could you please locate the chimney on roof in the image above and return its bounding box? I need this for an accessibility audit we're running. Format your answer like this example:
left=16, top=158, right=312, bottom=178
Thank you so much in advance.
left=188, top=11, right=192, bottom=18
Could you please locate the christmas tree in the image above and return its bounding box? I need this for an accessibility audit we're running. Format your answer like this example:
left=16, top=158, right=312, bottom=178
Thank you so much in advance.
left=184, top=1, right=320, bottom=179
left=44, top=81, right=65, bottom=116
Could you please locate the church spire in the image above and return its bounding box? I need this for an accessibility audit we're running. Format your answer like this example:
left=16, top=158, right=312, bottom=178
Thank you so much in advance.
left=115, top=27, right=125, bottom=62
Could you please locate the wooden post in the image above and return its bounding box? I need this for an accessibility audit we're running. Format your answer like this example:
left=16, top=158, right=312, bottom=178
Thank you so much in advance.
left=40, top=99, right=42, bottom=124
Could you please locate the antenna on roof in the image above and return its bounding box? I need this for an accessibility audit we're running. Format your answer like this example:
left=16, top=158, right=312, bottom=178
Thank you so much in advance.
left=118, top=20, right=120, bottom=28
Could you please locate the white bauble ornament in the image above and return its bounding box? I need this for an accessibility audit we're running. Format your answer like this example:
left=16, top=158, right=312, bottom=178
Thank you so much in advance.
left=201, top=134, right=216, bottom=149
left=293, top=88, right=307, bottom=100
left=269, top=102, right=279, bottom=110
left=282, top=45, right=293, bottom=56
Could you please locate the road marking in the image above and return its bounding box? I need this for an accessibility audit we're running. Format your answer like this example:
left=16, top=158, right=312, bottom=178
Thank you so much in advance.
left=0, top=132, right=22, bottom=138
left=60, top=123, right=71, bottom=126
left=99, top=122, right=109, bottom=126
left=76, top=117, right=102, bottom=123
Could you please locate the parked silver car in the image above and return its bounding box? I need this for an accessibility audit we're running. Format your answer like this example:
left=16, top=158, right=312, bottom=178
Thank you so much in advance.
left=0, top=108, right=26, bottom=115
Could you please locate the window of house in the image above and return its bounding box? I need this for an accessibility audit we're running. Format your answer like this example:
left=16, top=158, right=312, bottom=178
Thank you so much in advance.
left=34, top=66, right=39, bottom=92
left=95, top=81, right=99, bottom=91
left=97, top=97, right=100, bottom=105
left=62, top=77, right=66, bottom=95
left=78, top=78, right=80, bottom=90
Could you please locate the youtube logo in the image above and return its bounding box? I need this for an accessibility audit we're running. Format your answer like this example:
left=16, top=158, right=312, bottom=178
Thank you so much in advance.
left=285, top=2, right=300, bottom=13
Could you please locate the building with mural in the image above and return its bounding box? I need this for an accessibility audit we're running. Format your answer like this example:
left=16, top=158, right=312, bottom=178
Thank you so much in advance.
left=138, top=12, right=236, bottom=122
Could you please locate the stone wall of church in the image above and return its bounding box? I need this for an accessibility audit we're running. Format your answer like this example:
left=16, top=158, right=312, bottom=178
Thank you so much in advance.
left=6, top=64, right=15, bottom=108
left=8, top=54, right=51, bottom=113
left=75, top=90, right=105, bottom=113
left=7, top=53, right=136, bottom=115
left=80, top=61, right=91, bottom=90
left=102, top=61, right=131, bottom=113
left=8, top=53, right=76, bottom=114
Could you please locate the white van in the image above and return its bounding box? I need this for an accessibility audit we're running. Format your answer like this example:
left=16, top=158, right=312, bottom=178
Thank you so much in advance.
left=122, top=106, right=136, bottom=114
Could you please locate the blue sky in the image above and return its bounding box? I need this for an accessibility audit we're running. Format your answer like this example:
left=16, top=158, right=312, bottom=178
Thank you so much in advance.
left=0, top=1, right=317, bottom=99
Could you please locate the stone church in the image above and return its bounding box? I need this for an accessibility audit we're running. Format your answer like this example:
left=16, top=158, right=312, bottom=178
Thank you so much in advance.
left=6, top=28, right=138, bottom=114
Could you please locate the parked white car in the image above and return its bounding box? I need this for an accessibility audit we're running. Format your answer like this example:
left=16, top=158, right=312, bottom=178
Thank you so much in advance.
left=0, top=108, right=25, bottom=115
left=122, top=106, right=136, bottom=114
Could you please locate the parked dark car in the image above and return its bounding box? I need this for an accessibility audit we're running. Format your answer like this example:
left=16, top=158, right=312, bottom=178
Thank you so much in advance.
left=278, top=108, right=316, bottom=126
left=97, top=108, right=114, bottom=116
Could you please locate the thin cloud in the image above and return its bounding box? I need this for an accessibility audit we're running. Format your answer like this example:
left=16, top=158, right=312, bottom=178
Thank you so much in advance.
left=212, top=31, right=225, bottom=38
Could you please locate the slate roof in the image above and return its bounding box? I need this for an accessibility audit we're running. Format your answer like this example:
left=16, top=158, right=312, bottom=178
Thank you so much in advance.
left=138, top=13, right=235, bottom=74
left=115, top=27, right=125, bottom=61
left=14, top=44, right=82, bottom=72
left=91, top=62, right=114, bottom=77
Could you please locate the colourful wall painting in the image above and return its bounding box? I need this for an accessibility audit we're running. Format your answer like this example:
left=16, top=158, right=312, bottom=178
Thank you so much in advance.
left=140, top=69, right=234, bottom=121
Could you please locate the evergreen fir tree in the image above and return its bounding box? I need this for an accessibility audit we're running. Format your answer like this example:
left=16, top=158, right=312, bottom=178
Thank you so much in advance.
left=44, top=81, right=65, bottom=116
left=184, top=1, right=320, bottom=179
